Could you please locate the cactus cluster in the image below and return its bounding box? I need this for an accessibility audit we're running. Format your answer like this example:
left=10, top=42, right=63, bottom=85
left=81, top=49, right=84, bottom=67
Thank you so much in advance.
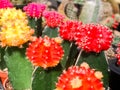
left=0, top=0, right=113, bottom=90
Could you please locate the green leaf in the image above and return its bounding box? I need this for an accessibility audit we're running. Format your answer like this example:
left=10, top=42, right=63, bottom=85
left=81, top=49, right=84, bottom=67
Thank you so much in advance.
left=77, top=51, right=109, bottom=89
left=32, top=64, right=63, bottom=90
left=4, top=47, right=33, bottom=90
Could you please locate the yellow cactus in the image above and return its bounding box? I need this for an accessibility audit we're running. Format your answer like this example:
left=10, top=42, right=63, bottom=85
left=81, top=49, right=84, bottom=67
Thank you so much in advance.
left=0, top=8, right=34, bottom=47
left=0, top=8, right=28, bottom=26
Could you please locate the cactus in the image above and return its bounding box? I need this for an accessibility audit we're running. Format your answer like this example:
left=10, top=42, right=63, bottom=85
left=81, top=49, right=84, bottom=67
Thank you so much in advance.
left=4, top=47, right=33, bottom=90
left=0, top=48, right=6, bottom=70
left=79, top=0, right=102, bottom=23
left=78, top=0, right=110, bottom=88
left=0, top=0, right=113, bottom=90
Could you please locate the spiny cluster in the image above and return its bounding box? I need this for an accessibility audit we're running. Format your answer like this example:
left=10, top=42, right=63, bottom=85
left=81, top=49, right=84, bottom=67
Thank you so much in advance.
left=56, top=62, right=104, bottom=90
left=26, top=36, right=64, bottom=68
left=0, top=8, right=27, bottom=26
left=43, top=11, right=64, bottom=28
left=59, top=20, right=82, bottom=41
left=75, top=24, right=113, bottom=53
left=115, top=43, right=120, bottom=65
left=0, top=8, right=34, bottom=47
left=104, top=14, right=120, bottom=29
left=0, top=0, right=13, bottom=9
left=23, top=2, right=46, bottom=18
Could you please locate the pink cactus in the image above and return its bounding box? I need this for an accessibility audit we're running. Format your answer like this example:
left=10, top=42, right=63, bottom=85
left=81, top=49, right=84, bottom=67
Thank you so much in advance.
left=0, top=0, right=13, bottom=9
left=43, top=11, right=64, bottom=28
left=23, top=2, right=46, bottom=18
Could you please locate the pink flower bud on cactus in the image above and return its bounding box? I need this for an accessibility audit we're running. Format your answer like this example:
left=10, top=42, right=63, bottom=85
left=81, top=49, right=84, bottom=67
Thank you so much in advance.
left=0, top=0, right=13, bottom=9
left=56, top=64, right=104, bottom=90
left=23, top=2, right=46, bottom=18
left=59, top=20, right=82, bottom=41
left=43, top=11, right=64, bottom=28
left=75, top=24, right=113, bottom=53
left=26, top=36, right=64, bottom=68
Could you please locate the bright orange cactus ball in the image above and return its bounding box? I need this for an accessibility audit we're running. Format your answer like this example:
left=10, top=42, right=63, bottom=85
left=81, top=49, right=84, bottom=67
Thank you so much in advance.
left=26, top=36, right=64, bottom=68
left=56, top=63, right=105, bottom=90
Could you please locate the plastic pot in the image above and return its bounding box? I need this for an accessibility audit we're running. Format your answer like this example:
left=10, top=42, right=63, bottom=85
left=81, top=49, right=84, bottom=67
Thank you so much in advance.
left=108, top=58, right=120, bottom=90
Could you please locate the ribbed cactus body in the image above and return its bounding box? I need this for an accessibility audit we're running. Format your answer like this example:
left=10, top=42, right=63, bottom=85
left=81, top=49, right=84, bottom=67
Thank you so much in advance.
left=79, top=0, right=102, bottom=23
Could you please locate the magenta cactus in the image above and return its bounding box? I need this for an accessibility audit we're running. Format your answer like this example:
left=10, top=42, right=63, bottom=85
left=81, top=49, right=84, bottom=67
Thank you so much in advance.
left=43, top=11, right=65, bottom=28
left=0, top=0, right=13, bottom=9
left=23, top=2, right=46, bottom=18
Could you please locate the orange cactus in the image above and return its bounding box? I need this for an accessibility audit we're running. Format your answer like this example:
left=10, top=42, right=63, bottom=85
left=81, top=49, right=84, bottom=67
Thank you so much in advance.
left=56, top=63, right=104, bottom=90
left=26, top=36, right=64, bottom=68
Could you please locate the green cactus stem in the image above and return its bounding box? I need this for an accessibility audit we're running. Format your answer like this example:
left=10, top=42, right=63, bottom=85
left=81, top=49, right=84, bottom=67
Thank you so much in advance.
left=76, top=51, right=109, bottom=89
left=4, top=47, right=33, bottom=90
left=42, top=26, right=59, bottom=38
left=28, top=17, right=43, bottom=37
left=32, top=64, right=63, bottom=90
left=0, top=47, right=6, bottom=70
left=79, top=0, right=102, bottom=23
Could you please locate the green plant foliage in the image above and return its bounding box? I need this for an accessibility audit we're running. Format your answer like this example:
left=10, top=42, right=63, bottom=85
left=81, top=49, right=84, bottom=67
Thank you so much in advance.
left=74, top=0, right=85, bottom=5
left=65, top=42, right=79, bottom=69
left=32, top=64, right=63, bottom=90
left=77, top=51, right=109, bottom=89
left=0, top=47, right=6, bottom=70
left=112, top=36, right=120, bottom=46
left=79, top=0, right=101, bottom=23
left=60, top=40, right=71, bottom=68
left=4, top=47, right=33, bottom=90
left=42, top=26, right=59, bottom=38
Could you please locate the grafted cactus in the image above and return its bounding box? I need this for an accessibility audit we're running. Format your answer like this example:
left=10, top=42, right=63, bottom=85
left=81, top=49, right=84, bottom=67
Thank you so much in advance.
left=0, top=0, right=112, bottom=90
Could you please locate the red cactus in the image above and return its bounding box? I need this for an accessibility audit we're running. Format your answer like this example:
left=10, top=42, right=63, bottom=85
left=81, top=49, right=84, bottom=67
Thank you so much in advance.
left=23, top=2, right=46, bottom=18
left=59, top=20, right=82, bottom=41
left=115, top=54, right=120, bottom=65
left=26, top=36, right=64, bottom=68
left=0, top=0, right=13, bottom=9
left=43, top=11, right=64, bottom=28
left=75, top=24, right=113, bottom=53
left=115, top=44, right=120, bottom=65
left=56, top=64, right=104, bottom=90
